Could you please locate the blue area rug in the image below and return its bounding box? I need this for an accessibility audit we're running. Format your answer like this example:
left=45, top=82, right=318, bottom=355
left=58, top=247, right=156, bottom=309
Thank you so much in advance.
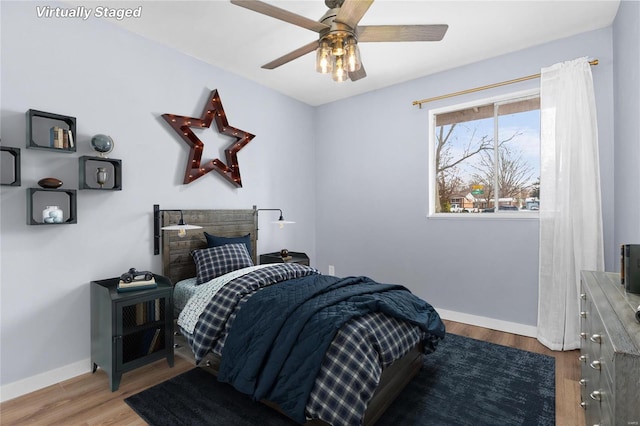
left=125, top=333, right=555, bottom=425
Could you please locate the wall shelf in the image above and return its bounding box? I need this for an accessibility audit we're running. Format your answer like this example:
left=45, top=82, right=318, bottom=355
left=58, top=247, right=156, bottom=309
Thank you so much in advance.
left=79, top=156, right=122, bottom=190
left=1, top=146, right=21, bottom=186
left=27, top=109, right=76, bottom=153
left=27, top=188, right=77, bottom=225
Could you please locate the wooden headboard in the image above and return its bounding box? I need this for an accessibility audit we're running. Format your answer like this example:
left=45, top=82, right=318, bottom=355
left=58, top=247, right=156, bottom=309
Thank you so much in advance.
left=161, top=207, right=257, bottom=285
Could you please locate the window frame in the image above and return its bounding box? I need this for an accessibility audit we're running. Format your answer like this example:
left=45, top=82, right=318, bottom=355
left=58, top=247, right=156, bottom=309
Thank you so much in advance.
left=427, top=88, right=540, bottom=219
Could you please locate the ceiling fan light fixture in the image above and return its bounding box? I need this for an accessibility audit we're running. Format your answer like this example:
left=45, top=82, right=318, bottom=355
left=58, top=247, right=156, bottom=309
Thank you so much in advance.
left=331, top=35, right=345, bottom=56
left=332, top=55, right=348, bottom=82
left=344, top=36, right=361, bottom=72
left=233, top=0, right=448, bottom=84
left=315, top=40, right=333, bottom=74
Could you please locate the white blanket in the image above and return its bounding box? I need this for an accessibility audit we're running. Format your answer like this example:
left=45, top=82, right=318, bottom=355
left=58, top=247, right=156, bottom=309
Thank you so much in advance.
left=177, top=264, right=272, bottom=333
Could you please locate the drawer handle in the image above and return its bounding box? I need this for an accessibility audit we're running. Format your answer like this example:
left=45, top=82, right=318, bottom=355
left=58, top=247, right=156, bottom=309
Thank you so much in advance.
left=579, top=355, right=588, bottom=363
left=589, top=390, right=602, bottom=401
left=580, top=401, right=587, bottom=409
left=580, top=293, right=587, bottom=300
left=580, top=311, right=588, bottom=318
left=579, top=378, right=587, bottom=386
left=589, top=360, right=602, bottom=370
left=589, top=334, right=602, bottom=344
left=580, top=332, right=588, bottom=339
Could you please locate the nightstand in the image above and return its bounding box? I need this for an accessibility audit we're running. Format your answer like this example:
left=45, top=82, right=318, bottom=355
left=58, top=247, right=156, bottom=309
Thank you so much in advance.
left=260, top=251, right=310, bottom=266
left=90, top=274, right=174, bottom=391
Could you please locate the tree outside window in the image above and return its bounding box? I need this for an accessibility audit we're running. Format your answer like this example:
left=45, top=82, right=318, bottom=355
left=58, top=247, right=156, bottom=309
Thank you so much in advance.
left=431, top=94, right=540, bottom=214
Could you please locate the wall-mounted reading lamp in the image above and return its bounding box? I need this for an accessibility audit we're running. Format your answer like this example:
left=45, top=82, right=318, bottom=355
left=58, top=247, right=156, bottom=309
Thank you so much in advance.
left=258, top=208, right=295, bottom=228
left=153, top=204, right=203, bottom=255
left=254, top=208, right=295, bottom=241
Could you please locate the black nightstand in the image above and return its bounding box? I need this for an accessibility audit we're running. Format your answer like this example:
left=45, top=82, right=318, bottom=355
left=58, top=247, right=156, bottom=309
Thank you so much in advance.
left=260, top=251, right=310, bottom=266
left=90, top=274, right=174, bottom=391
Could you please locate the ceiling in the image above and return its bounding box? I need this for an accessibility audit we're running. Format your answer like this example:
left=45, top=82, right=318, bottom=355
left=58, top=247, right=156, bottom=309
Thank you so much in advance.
left=96, top=0, right=620, bottom=106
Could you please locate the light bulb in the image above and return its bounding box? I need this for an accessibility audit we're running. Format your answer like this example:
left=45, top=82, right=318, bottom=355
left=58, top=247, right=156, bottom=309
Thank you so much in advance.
left=178, top=228, right=187, bottom=238
left=332, top=36, right=344, bottom=56
left=315, top=40, right=333, bottom=74
left=332, top=56, right=347, bottom=82
left=344, top=37, right=361, bottom=72
left=279, top=222, right=285, bottom=229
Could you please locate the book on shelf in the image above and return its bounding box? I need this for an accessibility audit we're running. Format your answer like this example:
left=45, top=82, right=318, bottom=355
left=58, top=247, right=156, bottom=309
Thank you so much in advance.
left=147, top=329, right=161, bottom=354
left=136, top=302, right=145, bottom=325
left=56, top=127, right=64, bottom=148
left=50, top=126, right=59, bottom=148
left=48, top=126, right=72, bottom=149
left=147, top=299, right=155, bottom=321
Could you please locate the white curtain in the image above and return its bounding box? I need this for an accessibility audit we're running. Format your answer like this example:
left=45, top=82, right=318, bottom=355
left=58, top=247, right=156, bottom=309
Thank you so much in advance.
left=537, top=57, right=604, bottom=351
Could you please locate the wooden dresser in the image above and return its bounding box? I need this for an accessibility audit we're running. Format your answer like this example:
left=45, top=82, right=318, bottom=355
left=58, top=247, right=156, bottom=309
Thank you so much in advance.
left=579, top=271, right=640, bottom=425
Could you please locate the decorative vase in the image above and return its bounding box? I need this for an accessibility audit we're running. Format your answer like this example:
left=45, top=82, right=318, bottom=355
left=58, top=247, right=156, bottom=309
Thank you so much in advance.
left=42, top=206, right=63, bottom=223
left=96, top=167, right=108, bottom=188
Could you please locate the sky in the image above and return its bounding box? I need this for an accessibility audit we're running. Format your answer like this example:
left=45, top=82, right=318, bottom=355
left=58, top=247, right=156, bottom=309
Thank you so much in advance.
left=440, top=108, right=540, bottom=193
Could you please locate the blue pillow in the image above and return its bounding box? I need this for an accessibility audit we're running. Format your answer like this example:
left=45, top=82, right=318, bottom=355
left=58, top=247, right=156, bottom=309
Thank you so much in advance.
left=191, top=243, right=254, bottom=285
left=204, top=232, right=252, bottom=257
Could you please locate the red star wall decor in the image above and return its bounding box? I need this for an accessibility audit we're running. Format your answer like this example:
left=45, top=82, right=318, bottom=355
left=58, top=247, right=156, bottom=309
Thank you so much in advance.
left=162, top=89, right=255, bottom=187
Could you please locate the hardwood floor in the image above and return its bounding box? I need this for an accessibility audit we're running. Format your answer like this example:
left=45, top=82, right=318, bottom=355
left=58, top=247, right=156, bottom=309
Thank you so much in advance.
left=0, top=320, right=584, bottom=425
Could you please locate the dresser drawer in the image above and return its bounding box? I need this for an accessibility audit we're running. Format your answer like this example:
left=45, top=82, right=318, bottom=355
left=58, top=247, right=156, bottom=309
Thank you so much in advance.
left=598, top=325, right=615, bottom=386
left=580, top=271, right=640, bottom=426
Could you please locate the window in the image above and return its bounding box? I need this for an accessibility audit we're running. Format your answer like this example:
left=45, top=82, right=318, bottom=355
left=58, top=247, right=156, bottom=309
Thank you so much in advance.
left=429, top=90, right=540, bottom=215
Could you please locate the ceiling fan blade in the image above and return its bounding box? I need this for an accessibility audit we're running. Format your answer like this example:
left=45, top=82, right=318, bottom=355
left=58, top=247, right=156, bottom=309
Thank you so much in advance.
left=357, top=25, right=448, bottom=42
left=348, top=64, right=367, bottom=81
left=262, top=40, right=319, bottom=69
left=334, top=0, right=374, bottom=28
left=230, top=0, right=329, bottom=33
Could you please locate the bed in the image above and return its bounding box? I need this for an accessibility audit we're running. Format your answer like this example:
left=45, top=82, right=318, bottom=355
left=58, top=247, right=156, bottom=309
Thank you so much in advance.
left=161, top=207, right=445, bottom=426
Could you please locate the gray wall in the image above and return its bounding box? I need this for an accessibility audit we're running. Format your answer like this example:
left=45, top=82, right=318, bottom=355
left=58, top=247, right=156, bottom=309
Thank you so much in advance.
left=314, top=28, right=616, bottom=329
left=0, top=2, right=316, bottom=389
left=613, top=0, right=640, bottom=246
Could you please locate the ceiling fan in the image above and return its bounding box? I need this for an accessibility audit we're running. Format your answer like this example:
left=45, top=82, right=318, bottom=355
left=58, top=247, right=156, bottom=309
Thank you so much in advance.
left=230, top=0, right=448, bottom=82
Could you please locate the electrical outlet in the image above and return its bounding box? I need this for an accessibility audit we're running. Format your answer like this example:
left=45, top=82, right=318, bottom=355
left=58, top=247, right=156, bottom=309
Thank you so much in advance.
left=328, top=265, right=335, bottom=275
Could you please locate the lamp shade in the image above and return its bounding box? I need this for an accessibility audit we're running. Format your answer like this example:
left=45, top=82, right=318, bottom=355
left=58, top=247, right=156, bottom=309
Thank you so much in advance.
left=332, top=56, right=347, bottom=82
left=272, top=217, right=295, bottom=229
left=160, top=223, right=202, bottom=231
left=344, top=37, right=361, bottom=72
left=153, top=204, right=203, bottom=252
left=315, top=40, right=333, bottom=74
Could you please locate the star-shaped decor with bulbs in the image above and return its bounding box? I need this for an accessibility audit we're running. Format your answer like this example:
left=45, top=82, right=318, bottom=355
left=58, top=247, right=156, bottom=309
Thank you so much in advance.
left=162, top=89, right=255, bottom=187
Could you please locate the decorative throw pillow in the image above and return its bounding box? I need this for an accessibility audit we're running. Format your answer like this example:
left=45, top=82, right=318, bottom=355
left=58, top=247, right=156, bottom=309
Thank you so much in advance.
left=191, top=243, right=254, bottom=285
left=204, top=232, right=252, bottom=258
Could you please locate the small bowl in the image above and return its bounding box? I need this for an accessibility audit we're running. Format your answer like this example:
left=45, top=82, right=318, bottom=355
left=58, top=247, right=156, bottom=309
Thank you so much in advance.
left=38, top=177, right=63, bottom=189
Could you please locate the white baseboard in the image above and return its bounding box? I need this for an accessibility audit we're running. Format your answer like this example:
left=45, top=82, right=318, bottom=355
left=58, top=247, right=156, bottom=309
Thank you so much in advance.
left=437, top=308, right=538, bottom=338
left=0, top=358, right=91, bottom=403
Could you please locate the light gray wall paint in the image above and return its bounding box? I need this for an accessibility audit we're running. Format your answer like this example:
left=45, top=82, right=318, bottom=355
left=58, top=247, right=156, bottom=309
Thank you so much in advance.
left=613, top=0, right=640, bottom=246
left=0, top=3, right=316, bottom=387
left=314, top=28, right=616, bottom=329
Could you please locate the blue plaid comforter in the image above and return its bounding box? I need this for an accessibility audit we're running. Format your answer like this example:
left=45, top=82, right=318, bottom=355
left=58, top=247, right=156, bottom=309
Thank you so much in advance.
left=179, top=263, right=445, bottom=426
